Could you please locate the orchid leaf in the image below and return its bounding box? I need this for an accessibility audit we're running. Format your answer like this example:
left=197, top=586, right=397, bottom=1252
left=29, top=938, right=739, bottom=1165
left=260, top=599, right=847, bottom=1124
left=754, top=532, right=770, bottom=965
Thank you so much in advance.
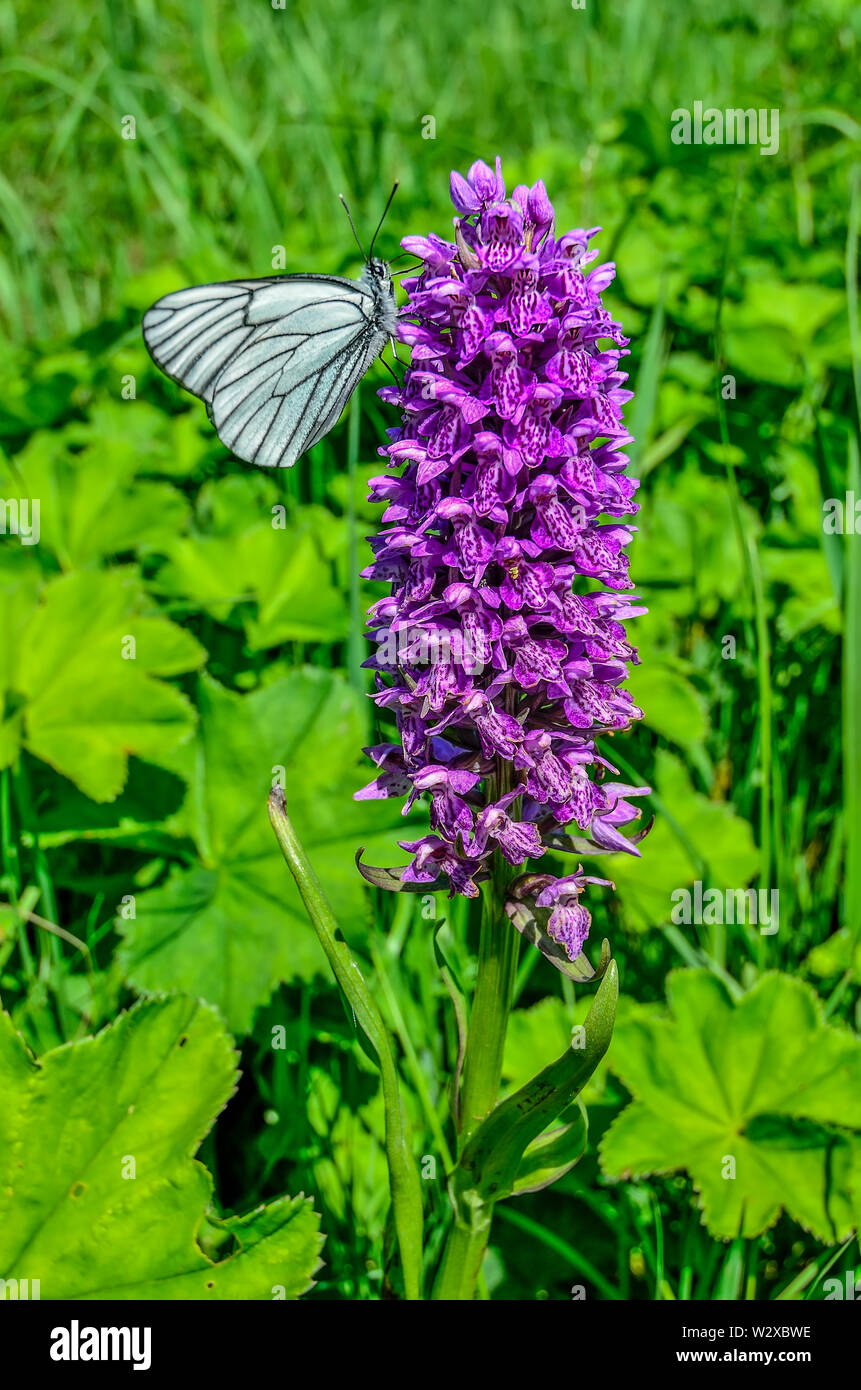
left=452, top=960, right=618, bottom=1208
left=511, top=1102, right=589, bottom=1195
left=268, top=787, right=424, bottom=1301
left=355, top=847, right=442, bottom=893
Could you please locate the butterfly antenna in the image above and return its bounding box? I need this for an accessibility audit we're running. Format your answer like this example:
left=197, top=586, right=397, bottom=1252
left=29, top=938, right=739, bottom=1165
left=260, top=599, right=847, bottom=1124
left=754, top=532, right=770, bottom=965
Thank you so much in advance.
left=338, top=194, right=367, bottom=260
left=381, top=356, right=402, bottom=386
left=368, top=181, right=400, bottom=261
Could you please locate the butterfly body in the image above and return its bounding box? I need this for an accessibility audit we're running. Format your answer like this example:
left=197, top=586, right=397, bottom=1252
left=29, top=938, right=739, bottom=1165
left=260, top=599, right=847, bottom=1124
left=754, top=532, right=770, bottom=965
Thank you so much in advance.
left=142, top=259, right=396, bottom=469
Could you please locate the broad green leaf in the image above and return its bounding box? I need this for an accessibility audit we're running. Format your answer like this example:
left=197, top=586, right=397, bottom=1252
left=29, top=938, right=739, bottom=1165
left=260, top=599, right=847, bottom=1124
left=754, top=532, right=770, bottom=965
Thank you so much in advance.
left=67, top=398, right=213, bottom=480
left=804, top=928, right=861, bottom=981
left=154, top=476, right=350, bottom=647
left=764, top=548, right=841, bottom=638
left=584, top=751, right=759, bottom=931
left=0, top=425, right=190, bottom=567
left=24, top=760, right=188, bottom=848
left=627, top=662, right=708, bottom=752
left=600, top=971, right=861, bottom=1240
left=722, top=326, right=804, bottom=388
left=632, top=466, right=762, bottom=619
left=0, top=569, right=204, bottom=800
left=733, top=279, right=844, bottom=342
left=158, top=523, right=349, bottom=647
left=614, top=217, right=696, bottom=308
left=0, top=996, right=322, bottom=1298
left=118, top=670, right=419, bottom=1034
left=503, top=998, right=576, bottom=1093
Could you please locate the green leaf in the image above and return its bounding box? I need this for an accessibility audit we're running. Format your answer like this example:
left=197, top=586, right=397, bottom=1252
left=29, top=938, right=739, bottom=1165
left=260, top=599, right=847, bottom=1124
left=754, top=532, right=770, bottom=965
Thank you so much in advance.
left=600, top=970, right=861, bottom=1241
left=355, top=848, right=444, bottom=892
left=0, top=569, right=204, bottom=800
left=268, top=788, right=424, bottom=1301
left=117, top=669, right=415, bottom=1033
left=0, top=425, right=190, bottom=567
left=155, top=478, right=349, bottom=646
left=733, top=279, right=845, bottom=342
left=628, top=663, right=709, bottom=753
left=585, top=751, right=759, bottom=931
left=453, top=961, right=618, bottom=1208
left=804, top=928, right=861, bottom=980
left=633, top=468, right=762, bottom=618
left=511, top=1104, right=588, bottom=1195
left=0, top=996, right=322, bottom=1298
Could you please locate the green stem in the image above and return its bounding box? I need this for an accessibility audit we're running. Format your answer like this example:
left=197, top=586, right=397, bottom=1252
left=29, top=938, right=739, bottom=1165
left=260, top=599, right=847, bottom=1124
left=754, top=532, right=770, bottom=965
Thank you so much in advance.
left=370, top=940, right=455, bottom=1174
left=843, top=435, right=861, bottom=948
left=434, top=856, right=518, bottom=1299
left=432, top=1207, right=493, bottom=1302
left=12, top=756, right=72, bottom=1038
left=457, top=857, right=519, bottom=1144
left=844, top=167, right=861, bottom=948
left=713, top=177, right=773, bottom=970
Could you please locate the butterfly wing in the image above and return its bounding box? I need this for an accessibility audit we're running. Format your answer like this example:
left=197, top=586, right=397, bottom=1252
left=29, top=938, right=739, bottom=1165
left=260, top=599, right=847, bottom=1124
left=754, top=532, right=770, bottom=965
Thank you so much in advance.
left=142, top=274, right=387, bottom=468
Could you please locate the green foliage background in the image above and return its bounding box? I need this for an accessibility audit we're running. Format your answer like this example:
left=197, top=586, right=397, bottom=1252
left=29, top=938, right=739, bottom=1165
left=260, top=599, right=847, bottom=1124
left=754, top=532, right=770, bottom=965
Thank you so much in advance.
left=0, top=0, right=860, bottom=1299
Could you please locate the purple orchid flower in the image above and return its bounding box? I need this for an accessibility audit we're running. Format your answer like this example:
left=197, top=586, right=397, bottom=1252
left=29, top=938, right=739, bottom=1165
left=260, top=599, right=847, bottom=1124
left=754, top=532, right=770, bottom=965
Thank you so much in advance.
left=357, top=159, right=649, bottom=963
left=535, top=869, right=615, bottom=960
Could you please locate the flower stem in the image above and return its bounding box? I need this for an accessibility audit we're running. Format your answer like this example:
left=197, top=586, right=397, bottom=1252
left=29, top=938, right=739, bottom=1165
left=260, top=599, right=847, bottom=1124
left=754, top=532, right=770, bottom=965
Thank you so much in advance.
left=432, top=1206, right=493, bottom=1302
left=458, top=861, right=519, bottom=1143
left=433, top=855, right=518, bottom=1299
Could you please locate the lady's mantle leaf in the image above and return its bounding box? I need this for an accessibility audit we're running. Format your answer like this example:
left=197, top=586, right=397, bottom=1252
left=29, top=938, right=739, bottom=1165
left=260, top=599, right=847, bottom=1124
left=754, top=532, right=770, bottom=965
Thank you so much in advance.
left=0, top=568, right=204, bottom=801
left=585, top=751, right=759, bottom=931
left=117, top=670, right=416, bottom=1034
left=0, top=422, right=190, bottom=568
left=599, top=970, right=861, bottom=1241
left=0, top=996, right=322, bottom=1298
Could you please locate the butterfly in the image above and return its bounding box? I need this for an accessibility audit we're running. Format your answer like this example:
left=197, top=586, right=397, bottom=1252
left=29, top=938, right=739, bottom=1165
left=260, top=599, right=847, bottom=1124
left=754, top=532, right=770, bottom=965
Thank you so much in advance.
left=141, top=188, right=400, bottom=470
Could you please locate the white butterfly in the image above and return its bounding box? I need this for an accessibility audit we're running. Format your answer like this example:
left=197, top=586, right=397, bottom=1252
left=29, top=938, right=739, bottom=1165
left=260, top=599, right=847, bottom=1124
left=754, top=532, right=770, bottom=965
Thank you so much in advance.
left=142, top=195, right=400, bottom=470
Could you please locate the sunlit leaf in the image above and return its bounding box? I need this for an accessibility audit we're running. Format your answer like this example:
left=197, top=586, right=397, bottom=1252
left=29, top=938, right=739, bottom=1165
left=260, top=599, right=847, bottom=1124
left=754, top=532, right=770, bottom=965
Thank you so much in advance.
left=600, top=971, right=861, bottom=1240
left=0, top=997, right=322, bottom=1298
